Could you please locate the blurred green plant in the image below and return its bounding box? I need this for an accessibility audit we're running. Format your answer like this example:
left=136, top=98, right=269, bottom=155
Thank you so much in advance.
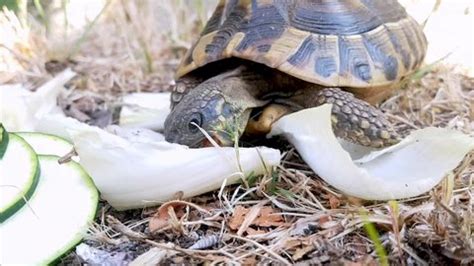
left=1, top=0, right=26, bottom=25
left=400, top=52, right=451, bottom=89
left=361, top=209, right=389, bottom=266
left=32, top=0, right=48, bottom=32
left=0, top=0, right=18, bottom=11
left=67, top=0, right=111, bottom=58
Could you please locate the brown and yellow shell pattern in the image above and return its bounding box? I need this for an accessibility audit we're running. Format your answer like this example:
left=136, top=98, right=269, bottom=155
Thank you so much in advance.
left=176, top=0, right=427, bottom=89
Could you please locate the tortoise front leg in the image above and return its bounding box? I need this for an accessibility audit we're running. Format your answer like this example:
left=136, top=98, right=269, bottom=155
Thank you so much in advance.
left=247, top=88, right=400, bottom=148
left=296, top=87, right=400, bottom=148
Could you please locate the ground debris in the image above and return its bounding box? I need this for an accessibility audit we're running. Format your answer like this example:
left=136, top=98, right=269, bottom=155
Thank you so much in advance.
left=188, top=234, right=220, bottom=250
left=58, top=91, right=113, bottom=127
left=229, top=205, right=286, bottom=234
left=406, top=196, right=474, bottom=264
left=75, top=243, right=131, bottom=266
left=148, top=200, right=212, bottom=234
left=129, top=246, right=176, bottom=266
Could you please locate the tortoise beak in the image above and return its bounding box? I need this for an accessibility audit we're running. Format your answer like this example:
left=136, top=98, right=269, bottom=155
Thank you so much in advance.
left=185, top=131, right=228, bottom=148
left=199, top=131, right=233, bottom=147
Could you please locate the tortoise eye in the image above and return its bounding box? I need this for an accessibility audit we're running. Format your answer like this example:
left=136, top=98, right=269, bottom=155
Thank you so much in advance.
left=188, top=113, right=203, bottom=133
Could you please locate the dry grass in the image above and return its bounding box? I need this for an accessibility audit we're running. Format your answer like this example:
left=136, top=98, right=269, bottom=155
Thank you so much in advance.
left=1, top=1, right=473, bottom=265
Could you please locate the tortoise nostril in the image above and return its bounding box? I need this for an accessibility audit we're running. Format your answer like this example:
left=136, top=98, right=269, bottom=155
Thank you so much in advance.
left=165, top=134, right=176, bottom=143
left=164, top=128, right=178, bottom=143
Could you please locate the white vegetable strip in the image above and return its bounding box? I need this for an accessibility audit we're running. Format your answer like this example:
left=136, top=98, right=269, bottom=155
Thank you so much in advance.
left=35, top=114, right=86, bottom=142
left=37, top=116, right=281, bottom=210
left=119, top=92, right=171, bottom=131
left=270, top=104, right=474, bottom=200
left=0, top=69, right=76, bottom=132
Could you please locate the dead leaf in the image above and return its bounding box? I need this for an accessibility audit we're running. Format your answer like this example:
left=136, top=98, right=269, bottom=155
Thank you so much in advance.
left=228, top=206, right=249, bottom=231
left=283, top=238, right=304, bottom=250
left=149, top=200, right=210, bottom=233
left=241, top=256, right=258, bottom=265
left=292, top=245, right=315, bottom=261
left=253, top=206, right=284, bottom=227
left=149, top=201, right=185, bottom=233
left=229, top=206, right=285, bottom=233
left=318, top=215, right=331, bottom=224
left=237, top=203, right=265, bottom=236
left=328, top=194, right=341, bottom=209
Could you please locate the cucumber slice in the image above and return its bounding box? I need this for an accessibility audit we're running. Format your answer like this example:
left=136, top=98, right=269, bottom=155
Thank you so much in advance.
left=0, top=123, right=9, bottom=158
left=16, top=132, right=73, bottom=156
left=0, top=155, right=99, bottom=265
left=0, top=134, right=40, bottom=222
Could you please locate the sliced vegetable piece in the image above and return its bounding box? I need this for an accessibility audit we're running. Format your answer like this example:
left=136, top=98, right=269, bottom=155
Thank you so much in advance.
left=119, top=92, right=171, bottom=130
left=0, top=134, right=40, bottom=222
left=68, top=122, right=281, bottom=210
left=0, top=123, right=9, bottom=158
left=0, top=155, right=99, bottom=265
left=15, top=132, right=73, bottom=156
left=270, top=104, right=474, bottom=200
left=0, top=69, right=76, bottom=132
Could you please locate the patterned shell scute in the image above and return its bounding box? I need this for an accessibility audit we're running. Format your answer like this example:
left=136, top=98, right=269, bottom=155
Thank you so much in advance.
left=177, top=0, right=427, bottom=88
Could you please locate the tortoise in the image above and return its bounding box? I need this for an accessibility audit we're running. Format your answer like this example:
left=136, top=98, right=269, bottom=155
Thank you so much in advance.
left=164, top=0, right=427, bottom=148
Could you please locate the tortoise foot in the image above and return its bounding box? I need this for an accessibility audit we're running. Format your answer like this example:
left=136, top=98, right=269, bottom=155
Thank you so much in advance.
left=314, top=88, right=400, bottom=148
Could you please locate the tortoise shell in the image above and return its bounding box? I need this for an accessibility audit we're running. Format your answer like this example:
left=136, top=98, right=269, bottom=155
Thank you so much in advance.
left=176, top=0, right=427, bottom=88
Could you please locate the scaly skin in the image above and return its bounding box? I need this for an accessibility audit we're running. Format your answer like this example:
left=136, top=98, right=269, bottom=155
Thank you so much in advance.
left=309, top=88, right=400, bottom=147
left=165, top=67, right=400, bottom=148
left=257, top=87, right=400, bottom=147
left=165, top=67, right=269, bottom=147
left=171, top=76, right=204, bottom=110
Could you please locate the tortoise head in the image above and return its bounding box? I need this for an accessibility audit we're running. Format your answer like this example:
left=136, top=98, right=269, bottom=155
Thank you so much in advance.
left=164, top=77, right=264, bottom=148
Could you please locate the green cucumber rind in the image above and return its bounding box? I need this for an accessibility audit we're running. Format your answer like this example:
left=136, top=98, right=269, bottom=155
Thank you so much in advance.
left=15, top=131, right=71, bottom=145
left=0, top=124, right=9, bottom=159
left=0, top=134, right=40, bottom=223
left=0, top=166, right=40, bottom=223
left=39, top=155, right=99, bottom=265
left=15, top=131, right=73, bottom=156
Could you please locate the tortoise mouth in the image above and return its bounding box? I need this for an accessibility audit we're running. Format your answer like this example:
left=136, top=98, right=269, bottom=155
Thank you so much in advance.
left=200, top=136, right=222, bottom=148
left=207, top=131, right=234, bottom=147
left=188, top=131, right=231, bottom=148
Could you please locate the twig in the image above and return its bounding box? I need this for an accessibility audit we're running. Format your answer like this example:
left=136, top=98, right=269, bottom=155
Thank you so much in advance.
left=58, top=148, right=77, bottom=164
left=237, top=200, right=266, bottom=236
left=106, top=215, right=147, bottom=240
left=145, top=239, right=234, bottom=259
left=224, top=233, right=292, bottom=265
